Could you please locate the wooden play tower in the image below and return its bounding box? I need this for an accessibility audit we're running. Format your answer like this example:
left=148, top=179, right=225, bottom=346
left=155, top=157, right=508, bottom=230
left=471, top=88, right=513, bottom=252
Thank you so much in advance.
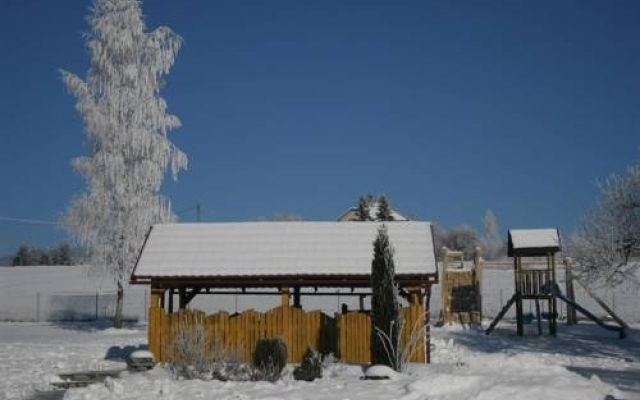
left=487, top=229, right=561, bottom=336
left=486, top=228, right=626, bottom=338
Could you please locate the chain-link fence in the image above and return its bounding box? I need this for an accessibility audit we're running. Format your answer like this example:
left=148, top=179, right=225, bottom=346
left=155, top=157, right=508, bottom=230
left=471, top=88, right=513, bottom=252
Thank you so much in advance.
left=1, top=289, right=149, bottom=322
left=431, top=264, right=640, bottom=323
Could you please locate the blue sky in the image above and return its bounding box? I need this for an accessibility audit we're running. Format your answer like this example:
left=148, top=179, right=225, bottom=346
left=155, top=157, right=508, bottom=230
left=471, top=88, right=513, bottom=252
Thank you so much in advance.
left=0, top=0, right=638, bottom=256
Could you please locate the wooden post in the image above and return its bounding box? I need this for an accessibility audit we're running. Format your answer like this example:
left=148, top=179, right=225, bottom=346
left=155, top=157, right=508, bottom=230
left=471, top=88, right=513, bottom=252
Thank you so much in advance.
left=179, top=287, right=187, bottom=309
left=564, top=257, right=576, bottom=325
left=168, top=288, right=174, bottom=314
left=293, top=287, right=301, bottom=308
left=281, top=288, right=290, bottom=308
left=473, top=246, right=483, bottom=321
left=440, top=247, right=449, bottom=324
left=425, top=286, right=431, bottom=364
left=408, top=287, right=426, bottom=364
left=149, top=287, right=165, bottom=362
left=550, top=253, right=557, bottom=336
left=515, top=256, right=524, bottom=336
left=535, top=298, right=542, bottom=335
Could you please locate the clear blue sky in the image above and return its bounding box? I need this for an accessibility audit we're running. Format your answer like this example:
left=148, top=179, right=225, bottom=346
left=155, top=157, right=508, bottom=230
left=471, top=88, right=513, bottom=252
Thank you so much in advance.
left=0, top=0, right=638, bottom=256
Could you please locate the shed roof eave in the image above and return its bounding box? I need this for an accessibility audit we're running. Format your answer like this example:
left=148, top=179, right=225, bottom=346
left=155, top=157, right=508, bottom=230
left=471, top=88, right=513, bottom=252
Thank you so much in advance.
left=130, top=272, right=438, bottom=288
left=510, top=247, right=562, bottom=257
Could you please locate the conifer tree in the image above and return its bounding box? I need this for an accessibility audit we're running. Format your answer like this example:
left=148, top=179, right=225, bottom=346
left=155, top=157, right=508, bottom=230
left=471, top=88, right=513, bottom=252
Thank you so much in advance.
left=370, top=224, right=401, bottom=367
left=39, top=253, right=52, bottom=266
left=12, top=245, right=33, bottom=266
left=55, top=242, right=73, bottom=266
left=61, top=0, right=187, bottom=328
left=376, top=195, right=394, bottom=221
left=355, top=196, right=371, bottom=221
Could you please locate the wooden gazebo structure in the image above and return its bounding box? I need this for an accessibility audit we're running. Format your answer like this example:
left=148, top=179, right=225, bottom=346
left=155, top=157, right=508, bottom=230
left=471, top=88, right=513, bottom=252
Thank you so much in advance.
left=131, top=221, right=438, bottom=364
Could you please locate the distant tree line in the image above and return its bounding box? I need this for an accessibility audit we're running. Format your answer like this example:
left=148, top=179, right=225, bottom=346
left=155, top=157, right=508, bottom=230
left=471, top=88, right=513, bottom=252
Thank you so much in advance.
left=433, top=210, right=506, bottom=261
left=11, top=242, right=74, bottom=266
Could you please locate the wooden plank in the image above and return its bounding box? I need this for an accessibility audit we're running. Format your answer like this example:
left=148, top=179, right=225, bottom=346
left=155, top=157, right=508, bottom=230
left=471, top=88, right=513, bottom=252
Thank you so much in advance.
left=337, top=314, right=345, bottom=362
left=293, top=307, right=299, bottom=361
left=360, top=313, right=366, bottom=363
left=571, top=273, right=629, bottom=330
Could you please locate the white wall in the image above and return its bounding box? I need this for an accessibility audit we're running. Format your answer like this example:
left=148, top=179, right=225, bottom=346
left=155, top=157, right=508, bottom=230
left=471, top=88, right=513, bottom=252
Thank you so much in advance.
left=0, top=266, right=148, bottom=321
left=1, top=264, right=639, bottom=323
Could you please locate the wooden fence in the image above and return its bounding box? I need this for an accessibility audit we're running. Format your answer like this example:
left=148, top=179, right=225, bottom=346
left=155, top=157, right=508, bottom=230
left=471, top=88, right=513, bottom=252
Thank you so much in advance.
left=149, top=306, right=336, bottom=363
left=149, top=300, right=426, bottom=364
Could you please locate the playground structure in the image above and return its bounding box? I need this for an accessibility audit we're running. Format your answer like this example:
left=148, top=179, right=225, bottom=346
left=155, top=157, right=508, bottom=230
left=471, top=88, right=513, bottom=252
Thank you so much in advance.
left=486, top=229, right=626, bottom=338
left=439, top=247, right=482, bottom=325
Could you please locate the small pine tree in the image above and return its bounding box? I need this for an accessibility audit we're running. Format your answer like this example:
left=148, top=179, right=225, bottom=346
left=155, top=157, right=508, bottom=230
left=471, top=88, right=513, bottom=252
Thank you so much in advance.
left=355, top=196, right=371, bottom=221
left=55, top=242, right=73, bottom=266
left=376, top=195, right=394, bottom=221
left=12, top=245, right=33, bottom=266
left=293, top=346, right=323, bottom=381
left=39, top=253, right=52, bottom=265
left=370, top=224, right=401, bottom=368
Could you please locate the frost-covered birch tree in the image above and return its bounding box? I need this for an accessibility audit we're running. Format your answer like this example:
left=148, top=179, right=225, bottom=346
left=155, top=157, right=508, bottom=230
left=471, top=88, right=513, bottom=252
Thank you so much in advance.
left=569, top=165, right=640, bottom=286
left=61, top=0, right=187, bottom=328
left=480, top=209, right=505, bottom=260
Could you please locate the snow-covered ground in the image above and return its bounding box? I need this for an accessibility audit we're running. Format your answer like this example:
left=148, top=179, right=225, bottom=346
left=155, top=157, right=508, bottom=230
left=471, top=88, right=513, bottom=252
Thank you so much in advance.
left=1, top=321, right=638, bottom=400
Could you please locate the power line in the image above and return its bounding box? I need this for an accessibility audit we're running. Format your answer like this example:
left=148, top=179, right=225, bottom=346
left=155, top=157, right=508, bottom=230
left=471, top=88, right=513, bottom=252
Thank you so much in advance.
left=0, top=216, right=58, bottom=225
left=175, top=203, right=214, bottom=222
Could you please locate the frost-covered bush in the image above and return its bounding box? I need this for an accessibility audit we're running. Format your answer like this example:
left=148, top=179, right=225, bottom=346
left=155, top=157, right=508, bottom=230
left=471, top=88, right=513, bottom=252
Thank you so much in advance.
left=166, top=318, right=251, bottom=381
left=374, top=316, right=427, bottom=372
left=293, top=347, right=323, bottom=381
left=252, top=338, right=288, bottom=382
left=166, top=318, right=211, bottom=380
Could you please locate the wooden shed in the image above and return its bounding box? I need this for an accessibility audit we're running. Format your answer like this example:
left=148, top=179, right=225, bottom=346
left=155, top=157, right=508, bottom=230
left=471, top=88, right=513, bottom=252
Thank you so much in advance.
left=130, top=221, right=438, bottom=364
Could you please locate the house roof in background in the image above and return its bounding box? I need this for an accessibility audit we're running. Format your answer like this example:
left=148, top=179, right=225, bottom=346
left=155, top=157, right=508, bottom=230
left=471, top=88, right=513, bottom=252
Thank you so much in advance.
left=337, top=201, right=409, bottom=222
left=131, top=221, right=436, bottom=286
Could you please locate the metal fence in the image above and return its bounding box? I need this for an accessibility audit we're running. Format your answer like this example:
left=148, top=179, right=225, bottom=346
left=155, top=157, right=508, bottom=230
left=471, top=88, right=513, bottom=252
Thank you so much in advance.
left=431, top=264, right=640, bottom=323
left=2, top=289, right=149, bottom=322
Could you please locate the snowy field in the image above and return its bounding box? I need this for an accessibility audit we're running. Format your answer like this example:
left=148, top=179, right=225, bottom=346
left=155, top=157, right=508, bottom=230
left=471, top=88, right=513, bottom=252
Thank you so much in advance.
left=1, top=321, right=639, bottom=400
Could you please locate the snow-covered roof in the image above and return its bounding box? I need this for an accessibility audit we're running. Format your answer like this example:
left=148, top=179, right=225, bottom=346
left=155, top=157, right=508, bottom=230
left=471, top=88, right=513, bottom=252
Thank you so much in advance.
left=131, top=221, right=436, bottom=284
left=508, top=229, right=561, bottom=257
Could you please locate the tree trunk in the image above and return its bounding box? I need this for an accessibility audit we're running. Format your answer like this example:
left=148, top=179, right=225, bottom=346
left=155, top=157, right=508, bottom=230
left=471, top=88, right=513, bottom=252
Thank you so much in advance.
left=114, top=281, right=124, bottom=329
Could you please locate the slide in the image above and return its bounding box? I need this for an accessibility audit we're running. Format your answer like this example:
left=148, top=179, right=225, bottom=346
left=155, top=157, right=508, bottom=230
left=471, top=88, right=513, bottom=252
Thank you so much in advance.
left=553, top=290, right=625, bottom=338
left=485, top=293, right=517, bottom=335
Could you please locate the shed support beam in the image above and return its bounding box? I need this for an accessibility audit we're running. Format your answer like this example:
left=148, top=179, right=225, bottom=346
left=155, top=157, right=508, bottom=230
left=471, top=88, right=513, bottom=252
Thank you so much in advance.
left=281, top=288, right=290, bottom=308
left=184, top=288, right=202, bottom=306
left=178, top=288, right=186, bottom=309
left=293, top=287, right=301, bottom=308
left=177, top=287, right=202, bottom=309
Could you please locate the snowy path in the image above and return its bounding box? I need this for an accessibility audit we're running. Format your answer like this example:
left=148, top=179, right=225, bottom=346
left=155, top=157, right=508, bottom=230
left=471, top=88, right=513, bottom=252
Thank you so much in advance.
left=0, top=321, right=638, bottom=400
